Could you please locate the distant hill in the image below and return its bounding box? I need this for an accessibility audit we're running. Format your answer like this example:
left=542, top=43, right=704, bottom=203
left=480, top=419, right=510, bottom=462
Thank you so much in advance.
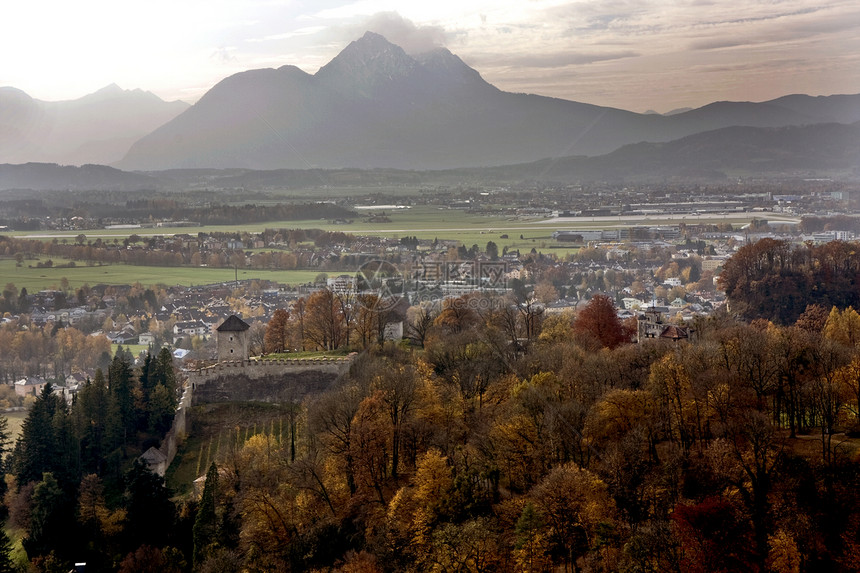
left=3, top=122, right=859, bottom=192
left=472, top=122, right=860, bottom=182
left=0, top=84, right=188, bottom=166
left=0, top=163, right=158, bottom=191
left=117, top=32, right=860, bottom=171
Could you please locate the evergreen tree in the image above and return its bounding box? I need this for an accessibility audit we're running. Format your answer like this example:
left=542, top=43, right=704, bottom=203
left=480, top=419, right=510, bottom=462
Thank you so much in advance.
left=13, top=384, right=61, bottom=487
left=0, top=525, right=15, bottom=573
left=124, top=460, right=175, bottom=550
left=23, top=473, right=76, bottom=560
left=153, top=347, right=177, bottom=398
left=148, top=384, right=175, bottom=435
left=192, top=462, right=218, bottom=567
left=108, top=351, right=136, bottom=440
left=75, top=370, right=109, bottom=474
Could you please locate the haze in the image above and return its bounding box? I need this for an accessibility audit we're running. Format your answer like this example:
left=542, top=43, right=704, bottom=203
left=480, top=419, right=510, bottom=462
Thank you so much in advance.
left=4, top=0, right=859, bottom=113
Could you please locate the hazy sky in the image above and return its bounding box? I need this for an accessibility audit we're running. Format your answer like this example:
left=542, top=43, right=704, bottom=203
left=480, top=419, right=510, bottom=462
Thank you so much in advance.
left=4, top=0, right=859, bottom=112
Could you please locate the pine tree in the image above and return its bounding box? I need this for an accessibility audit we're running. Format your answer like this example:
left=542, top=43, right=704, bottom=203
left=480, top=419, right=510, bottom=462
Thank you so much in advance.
left=13, top=384, right=60, bottom=487
left=0, top=525, right=14, bottom=573
left=193, top=462, right=219, bottom=567
left=75, top=370, right=109, bottom=474
left=108, top=351, right=135, bottom=439
left=124, top=460, right=175, bottom=549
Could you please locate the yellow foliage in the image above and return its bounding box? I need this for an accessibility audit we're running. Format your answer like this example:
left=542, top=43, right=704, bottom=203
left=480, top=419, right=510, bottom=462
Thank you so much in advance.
left=824, top=306, right=860, bottom=347
left=767, top=530, right=801, bottom=573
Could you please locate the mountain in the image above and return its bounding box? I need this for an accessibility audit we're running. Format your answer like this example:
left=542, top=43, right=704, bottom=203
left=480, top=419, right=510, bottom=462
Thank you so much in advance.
left=0, top=163, right=158, bottom=191
left=475, top=122, right=860, bottom=182
left=4, top=122, right=859, bottom=191
left=0, top=85, right=188, bottom=166
left=117, top=32, right=860, bottom=172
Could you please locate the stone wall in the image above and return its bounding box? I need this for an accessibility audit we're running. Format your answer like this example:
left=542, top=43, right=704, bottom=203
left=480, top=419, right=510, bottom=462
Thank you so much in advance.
left=187, top=358, right=351, bottom=405
left=144, top=382, right=192, bottom=476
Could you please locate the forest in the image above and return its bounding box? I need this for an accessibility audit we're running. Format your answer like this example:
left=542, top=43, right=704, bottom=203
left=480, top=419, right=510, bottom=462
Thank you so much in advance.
left=719, top=238, right=860, bottom=324
left=4, top=290, right=860, bottom=572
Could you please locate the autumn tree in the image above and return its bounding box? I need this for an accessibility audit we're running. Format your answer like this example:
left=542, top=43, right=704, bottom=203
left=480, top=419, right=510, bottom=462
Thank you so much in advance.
left=373, top=362, right=418, bottom=479
left=264, top=308, right=291, bottom=353
left=530, top=463, right=618, bottom=570
left=304, top=289, right=345, bottom=350
left=573, top=294, right=631, bottom=349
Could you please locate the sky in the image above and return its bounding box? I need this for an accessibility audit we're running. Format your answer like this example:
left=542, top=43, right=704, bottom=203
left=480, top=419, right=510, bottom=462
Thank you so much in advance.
left=3, top=0, right=859, bottom=113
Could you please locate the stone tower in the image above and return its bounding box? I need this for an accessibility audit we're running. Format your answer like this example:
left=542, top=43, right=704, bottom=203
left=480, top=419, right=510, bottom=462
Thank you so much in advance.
left=216, top=315, right=250, bottom=361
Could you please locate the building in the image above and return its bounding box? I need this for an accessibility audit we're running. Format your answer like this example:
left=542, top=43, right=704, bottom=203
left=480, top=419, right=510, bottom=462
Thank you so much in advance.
left=216, top=315, right=251, bottom=361
left=637, top=307, right=693, bottom=343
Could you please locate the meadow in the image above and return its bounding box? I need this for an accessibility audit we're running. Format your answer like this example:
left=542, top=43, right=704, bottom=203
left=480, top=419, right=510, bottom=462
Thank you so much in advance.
left=0, top=258, right=321, bottom=292
left=3, top=206, right=771, bottom=292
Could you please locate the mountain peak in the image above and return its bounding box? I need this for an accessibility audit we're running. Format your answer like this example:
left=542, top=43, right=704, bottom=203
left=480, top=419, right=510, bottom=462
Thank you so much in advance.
left=315, top=32, right=418, bottom=97
left=414, top=47, right=493, bottom=91
left=96, top=83, right=124, bottom=95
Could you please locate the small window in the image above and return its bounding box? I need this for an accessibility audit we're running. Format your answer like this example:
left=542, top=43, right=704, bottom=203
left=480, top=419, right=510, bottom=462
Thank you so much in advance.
left=230, top=349, right=233, bottom=353
left=229, top=336, right=233, bottom=341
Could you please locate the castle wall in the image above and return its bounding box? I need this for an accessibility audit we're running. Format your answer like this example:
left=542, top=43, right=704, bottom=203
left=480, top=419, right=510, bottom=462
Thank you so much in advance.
left=187, top=358, right=351, bottom=405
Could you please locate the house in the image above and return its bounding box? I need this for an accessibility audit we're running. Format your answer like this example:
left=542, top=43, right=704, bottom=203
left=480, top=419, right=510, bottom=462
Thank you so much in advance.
left=138, top=332, right=156, bottom=346
left=637, top=308, right=693, bottom=343
left=173, top=320, right=209, bottom=344
left=15, top=377, right=48, bottom=397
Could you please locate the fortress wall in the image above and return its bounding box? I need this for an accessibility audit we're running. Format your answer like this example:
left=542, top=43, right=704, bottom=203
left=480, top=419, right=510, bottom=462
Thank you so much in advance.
left=187, top=359, right=351, bottom=406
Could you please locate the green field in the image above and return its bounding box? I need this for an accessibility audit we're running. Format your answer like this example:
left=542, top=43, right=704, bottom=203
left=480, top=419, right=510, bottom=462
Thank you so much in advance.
left=0, top=258, right=321, bottom=291
left=3, top=207, right=773, bottom=292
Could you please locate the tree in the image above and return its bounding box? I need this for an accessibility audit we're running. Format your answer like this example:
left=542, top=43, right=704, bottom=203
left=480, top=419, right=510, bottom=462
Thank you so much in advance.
left=573, top=294, right=631, bottom=349
left=530, top=463, right=618, bottom=570
left=23, top=472, right=75, bottom=560
left=108, top=350, right=136, bottom=440
left=673, top=497, right=757, bottom=573
left=124, top=460, right=175, bottom=549
left=0, top=526, right=15, bottom=573
left=406, top=303, right=438, bottom=348
left=304, top=289, right=345, bottom=351
left=310, top=384, right=364, bottom=495
left=374, top=363, right=418, bottom=479
left=118, top=545, right=183, bottom=573
left=193, top=462, right=219, bottom=567
left=263, top=308, right=290, bottom=353
left=13, top=384, right=64, bottom=487
left=533, top=281, right=559, bottom=305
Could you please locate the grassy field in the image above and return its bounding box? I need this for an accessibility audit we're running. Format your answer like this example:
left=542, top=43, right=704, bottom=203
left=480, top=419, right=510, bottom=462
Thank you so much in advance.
left=9, top=205, right=769, bottom=242
left=112, top=344, right=149, bottom=357
left=0, top=258, right=321, bottom=291
left=3, top=207, right=773, bottom=292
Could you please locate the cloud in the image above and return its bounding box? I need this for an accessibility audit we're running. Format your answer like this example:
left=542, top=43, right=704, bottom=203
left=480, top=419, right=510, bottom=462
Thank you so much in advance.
left=210, top=47, right=237, bottom=64
left=469, top=50, right=640, bottom=69
left=350, top=12, right=450, bottom=54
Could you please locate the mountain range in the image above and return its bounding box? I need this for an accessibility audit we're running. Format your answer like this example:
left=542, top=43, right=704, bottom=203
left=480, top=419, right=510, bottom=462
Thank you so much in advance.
left=0, top=84, right=188, bottom=166
left=1, top=31, right=859, bottom=185
left=2, top=120, right=858, bottom=191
